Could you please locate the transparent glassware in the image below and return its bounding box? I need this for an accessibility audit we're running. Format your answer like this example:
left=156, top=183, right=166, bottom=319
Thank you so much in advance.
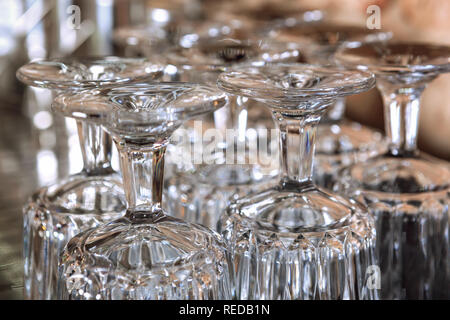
left=217, top=63, right=378, bottom=300
left=335, top=42, right=450, bottom=299
left=162, top=38, right=301, bottom=230
left=53, top=82, right=231, bottom=300
left=269, top=22, right=392, bottom=189
left=113, top=20, right=247, bottom=58
left=16, top=57, right=163, bottom=300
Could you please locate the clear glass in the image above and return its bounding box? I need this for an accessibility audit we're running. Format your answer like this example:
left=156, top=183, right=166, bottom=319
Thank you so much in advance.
left=335, top=42, right=450, bottom=299
left=268, top=22, right=392, bottom=189
left=16, top=57, right=163, bottom=299
left=113, top=20, right=249, bottom=57
left=53, top=83, right=231, bottom=300
left=217, top=63, right=379, bottom=300
left=161, top=38, right=301, bottom=230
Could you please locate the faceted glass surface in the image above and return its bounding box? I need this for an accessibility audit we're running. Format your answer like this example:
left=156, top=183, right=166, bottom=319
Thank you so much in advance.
left=217, top=63, right=376, bottom=106
left=17, top=56, right=163, bottom=299
left=166, top=38, right=302, bottom=67
left=219, top=188, right=377, bottom=299
left=53, top=83, right=228, bottom=129
left=54, top=82, right=231, bottom=300
left=23, top=180, right=124, bottom=300
left=217, top=63, right=378, bottom=300
left=334, top=42, right=450, bottom=299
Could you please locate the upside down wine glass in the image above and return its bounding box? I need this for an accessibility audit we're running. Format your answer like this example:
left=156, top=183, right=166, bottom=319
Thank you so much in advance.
left=335, top=42, right=450, bottom=299
left=269, top=22, right=392, bottom=189
left=53, top=83, right=231, bottom=300
left=162, top=38, right=300, bottom=229
left=16, top=57, right=163, bottom=299
left=217, top=63, right=378, bottom=300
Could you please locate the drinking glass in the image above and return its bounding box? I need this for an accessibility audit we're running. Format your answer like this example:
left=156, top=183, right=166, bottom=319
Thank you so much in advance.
left=206, top=1, right=324, bottom=36
left=335, top=42, right=450, bottom=299
left=217, top=63, right=378, bottom=300
left=53, top=82, right=231, bottom=300
left=269, top=22, right=392, bottom=188
left=162, top=38, right=301, bottom=230
left=16, top=57, right=163, bottom=299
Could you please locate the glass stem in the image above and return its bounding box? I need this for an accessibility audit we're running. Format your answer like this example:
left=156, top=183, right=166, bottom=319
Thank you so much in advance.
left=77, top=120, right=114, bottom=175
left=115, top=140, right=166, bottom=220
left=272, top=109, right=324, bottom=188
left=214, top=95, right=248, bottom=143
left=378, top=81, right=424, bottom=157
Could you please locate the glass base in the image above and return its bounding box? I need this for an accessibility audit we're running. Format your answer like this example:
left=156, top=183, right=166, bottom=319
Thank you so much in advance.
left=218, top=184, right=378, bottom=300
left=58, top=213, right=231, bottom=300
left=23, top=173, right=126, bottom=300
left=164, top=164, right=278, bottom=230
left=336, top=153, right=450, bottom=299
left=314, top=120, right=387, bottom=189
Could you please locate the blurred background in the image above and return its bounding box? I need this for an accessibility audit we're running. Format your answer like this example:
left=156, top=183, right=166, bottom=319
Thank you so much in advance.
left=0, top=0, right=449, bottom=299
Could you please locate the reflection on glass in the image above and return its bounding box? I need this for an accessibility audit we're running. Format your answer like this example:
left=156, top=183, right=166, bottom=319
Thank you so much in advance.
left=217, top=63, right=378, bottom=300
left=17, top=56, right=163, bottom=299
left=162, top=37, right=300, bottom=230
left=269, top=21, right=392, bottom=189
left=54, top=83, right=231, bottom=300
